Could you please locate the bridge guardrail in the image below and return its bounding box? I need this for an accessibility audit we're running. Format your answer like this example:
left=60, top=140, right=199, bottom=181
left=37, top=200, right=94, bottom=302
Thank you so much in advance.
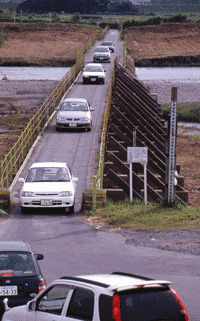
left=0, top=27, right=109, bottom=190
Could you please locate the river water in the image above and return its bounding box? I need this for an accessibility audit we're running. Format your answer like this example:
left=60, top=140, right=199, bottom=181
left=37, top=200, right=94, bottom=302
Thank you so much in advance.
left=1, top=66, right=199, bottom=129
left=136, top=67, right=200, bottom=82
left=0, top=66, right=71, bottom=80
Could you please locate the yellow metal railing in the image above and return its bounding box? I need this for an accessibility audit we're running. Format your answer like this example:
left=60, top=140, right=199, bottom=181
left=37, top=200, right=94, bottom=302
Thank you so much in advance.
left=0, top=27, right=109, bottom=189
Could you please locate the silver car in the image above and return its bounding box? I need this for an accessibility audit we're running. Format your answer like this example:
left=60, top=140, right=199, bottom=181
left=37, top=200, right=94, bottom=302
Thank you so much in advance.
left=101, top=41, right=115, bottom=52
left=56, top=98, right=94, bottom=131
left=93, top=46, right=111, bottom=63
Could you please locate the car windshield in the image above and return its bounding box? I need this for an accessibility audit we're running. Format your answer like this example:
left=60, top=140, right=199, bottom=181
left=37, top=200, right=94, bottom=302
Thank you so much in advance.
left=95, top=47, right=109, bottom=52
left=0, top=251, right=39, bottom=277
left=102, top=42, right=112, bottom=46
left=85, top=66, right=103, bottom=72
left=60, top=102, right=88, bottom=111
left=25, top=167, right=70, bottom=182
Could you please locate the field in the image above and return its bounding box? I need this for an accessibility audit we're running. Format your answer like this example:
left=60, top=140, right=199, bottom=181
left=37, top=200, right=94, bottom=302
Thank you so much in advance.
left=0, top=23, right=100, bottom=66
left=124, top=22, right=200, bottom=66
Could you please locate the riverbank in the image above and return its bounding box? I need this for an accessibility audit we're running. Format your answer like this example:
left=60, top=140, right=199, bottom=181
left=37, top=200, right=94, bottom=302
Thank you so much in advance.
left=125, top=22, right=200, bottom=67
left=0, top=23, right=99, bottom=66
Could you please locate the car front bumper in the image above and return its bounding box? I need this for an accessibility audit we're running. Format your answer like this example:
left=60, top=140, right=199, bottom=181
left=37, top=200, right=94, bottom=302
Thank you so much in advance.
left=20, top=196, right=74, bottom=208
left=56, top=121, right=91, bottom=129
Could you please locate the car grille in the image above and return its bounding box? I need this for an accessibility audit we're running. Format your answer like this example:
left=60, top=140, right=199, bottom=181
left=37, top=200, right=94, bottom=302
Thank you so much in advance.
left=66, top=118, right=80, bottom=121
left=32, top=201, right=62, bottom=205
left=35, top=193, right=59, bottom=196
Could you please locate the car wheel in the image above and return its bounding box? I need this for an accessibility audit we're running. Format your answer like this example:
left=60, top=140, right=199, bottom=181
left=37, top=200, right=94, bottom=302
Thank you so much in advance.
left=68, top=204, right=74, bottom=214
left=83, top=79, right=86, bottom=84
left=56, top=127, right=60, bottom=132
left=102, top=80, right=105, bottom=85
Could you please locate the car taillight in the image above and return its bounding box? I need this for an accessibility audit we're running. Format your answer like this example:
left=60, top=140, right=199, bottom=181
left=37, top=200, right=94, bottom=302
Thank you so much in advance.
left=113, top=294, right=121, bottom=321
left=171, top=288, right=189, bottom=321
left=39, top=280, right=46, bottom=293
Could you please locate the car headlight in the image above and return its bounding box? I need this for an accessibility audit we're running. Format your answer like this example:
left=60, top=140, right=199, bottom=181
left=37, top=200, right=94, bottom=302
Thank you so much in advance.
left=22, top=191, right=35, bottom=197
left=59, top=191, right=73, bottom=197
left=57, top=116, right=65, bottom=121
left=81, top=117, right=90, bottom=121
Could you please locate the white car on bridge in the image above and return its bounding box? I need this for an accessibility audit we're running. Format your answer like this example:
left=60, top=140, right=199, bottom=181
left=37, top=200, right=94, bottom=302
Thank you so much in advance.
left=18, top=162, right=78, bottom=214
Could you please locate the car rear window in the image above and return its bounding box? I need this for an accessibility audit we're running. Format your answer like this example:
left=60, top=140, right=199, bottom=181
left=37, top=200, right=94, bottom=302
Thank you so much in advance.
left=0, top=251, right=40, bottom=277
left=119, top=287, right=185, bottom=321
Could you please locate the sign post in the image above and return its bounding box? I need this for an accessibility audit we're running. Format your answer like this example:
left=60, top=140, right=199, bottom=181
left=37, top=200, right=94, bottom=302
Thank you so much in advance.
left=127, top=147, right=148, bottom=204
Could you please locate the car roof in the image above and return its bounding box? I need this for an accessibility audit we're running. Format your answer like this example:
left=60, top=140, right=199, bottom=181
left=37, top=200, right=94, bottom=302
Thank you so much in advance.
left=61, top=272, right=172, bottom=292
left=30, top=162, right=68, bottom=169
left=61, top=98, right=88, bottom=103
left=95, top=46, right=109, bottom=50
left=0, top=241, right=32, bottom=252
left=85, top=63, right=103, bottom=68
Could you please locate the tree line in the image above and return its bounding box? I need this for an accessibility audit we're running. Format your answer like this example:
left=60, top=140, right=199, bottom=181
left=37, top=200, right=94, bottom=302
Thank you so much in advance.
left=16, top=0, right=139, bottom=14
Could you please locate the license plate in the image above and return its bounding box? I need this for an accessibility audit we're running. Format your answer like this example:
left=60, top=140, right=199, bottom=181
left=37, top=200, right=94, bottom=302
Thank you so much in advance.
left=41, top=199, right=53, bottom=206
left=91, top=78, right=96, bottom=81
left=69, top=122, right=77, bottom=127
left=100, top=58, right=103, bottom=60
left=0, top=286, right=18, bottom=296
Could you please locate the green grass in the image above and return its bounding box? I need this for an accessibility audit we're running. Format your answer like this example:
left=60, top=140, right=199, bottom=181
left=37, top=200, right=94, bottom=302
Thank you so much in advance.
left=83, top=198, right=200, bottom=231
left=161, top=103, right=200, bottom=123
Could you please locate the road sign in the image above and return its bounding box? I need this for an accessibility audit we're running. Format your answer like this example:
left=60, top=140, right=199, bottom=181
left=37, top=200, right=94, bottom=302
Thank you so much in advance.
left=127, top=147, right=148, bottom=205
left=127, top=147, right=148, bottom=164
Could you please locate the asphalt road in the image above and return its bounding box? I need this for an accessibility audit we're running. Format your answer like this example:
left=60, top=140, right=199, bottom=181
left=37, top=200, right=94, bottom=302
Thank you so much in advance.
left=0, top=30, right=199, bottom=320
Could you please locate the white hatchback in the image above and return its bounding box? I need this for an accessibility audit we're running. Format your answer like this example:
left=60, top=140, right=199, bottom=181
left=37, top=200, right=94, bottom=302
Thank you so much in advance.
left=18, top=162, right=78, bottom=213
left=82, top=63, right=106, bottom=84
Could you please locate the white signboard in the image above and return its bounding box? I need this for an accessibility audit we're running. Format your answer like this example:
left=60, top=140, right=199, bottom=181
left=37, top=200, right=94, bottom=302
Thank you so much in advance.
left=127, top=147, right=148, bottom=205
left=127, top=147, right=148, bottom=163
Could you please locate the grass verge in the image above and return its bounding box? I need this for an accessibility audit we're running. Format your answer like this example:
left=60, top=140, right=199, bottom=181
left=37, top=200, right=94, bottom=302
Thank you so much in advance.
left=83, top=198, right=200, bottom=232
left=161, top=103, right=200, bottom=122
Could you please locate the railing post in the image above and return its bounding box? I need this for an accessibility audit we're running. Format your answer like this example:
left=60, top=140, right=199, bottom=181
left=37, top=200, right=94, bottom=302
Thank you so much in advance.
left=5, top=157, right=8, bottom=188
left=92, top=175, right=97, bottom=210
left=1, top=161, right=3, bottom=188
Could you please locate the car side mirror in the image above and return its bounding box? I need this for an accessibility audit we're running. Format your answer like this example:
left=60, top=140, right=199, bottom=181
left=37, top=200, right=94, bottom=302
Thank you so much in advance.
left=35, top=254, right=44, bottom=260
left=72, top=177, right=78, bottom=182
left=55, top=107, right=59, bottom=111
left=27, top=300, right=36, bottom=311
left=18, top=178, right=25, bottom=183
left=90, top=107, right=94, bottom=111
left=104, top=70, right=106, bottom=72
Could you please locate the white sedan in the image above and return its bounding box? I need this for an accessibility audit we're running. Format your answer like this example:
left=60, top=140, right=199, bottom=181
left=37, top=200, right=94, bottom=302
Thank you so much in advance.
left=56, top=98, right=93, bottom=131
left=18, top=162, right=78, bottom=214
left=82, top=63, right=106, bottom=84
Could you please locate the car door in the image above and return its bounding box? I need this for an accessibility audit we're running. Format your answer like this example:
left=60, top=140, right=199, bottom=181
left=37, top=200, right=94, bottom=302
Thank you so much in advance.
left=62, top=287, right=95, bottom=321
left=27, top=284, right=72, bottom=321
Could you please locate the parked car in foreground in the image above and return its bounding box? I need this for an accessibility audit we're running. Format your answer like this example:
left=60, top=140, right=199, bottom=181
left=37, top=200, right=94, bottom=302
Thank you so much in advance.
left=2, top=271, right=189, bottom=321
left=101, top=40, right=115, bottom=52
left=93, top=46, right=111, bottom=63
left=18, top=162, right=78, bottom=214
left=56, top=98, right=93, bottom=131
left=0, top=241, right=45, bottom=316
left=82, top=63, right=106, bottom=84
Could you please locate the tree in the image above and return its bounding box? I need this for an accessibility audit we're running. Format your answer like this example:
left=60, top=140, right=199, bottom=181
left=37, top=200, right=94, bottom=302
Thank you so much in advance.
left=107, top=0, right=138, bottom=14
